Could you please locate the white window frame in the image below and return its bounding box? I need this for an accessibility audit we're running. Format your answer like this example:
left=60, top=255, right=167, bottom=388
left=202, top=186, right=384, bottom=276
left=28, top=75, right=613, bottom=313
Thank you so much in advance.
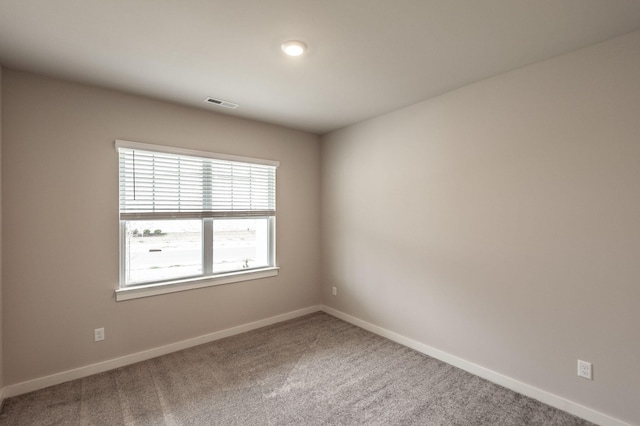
left=114, top=140, right=279, bottom=301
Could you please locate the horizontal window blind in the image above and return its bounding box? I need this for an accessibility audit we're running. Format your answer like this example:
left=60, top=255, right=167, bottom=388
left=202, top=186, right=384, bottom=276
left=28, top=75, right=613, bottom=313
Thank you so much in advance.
left=116, top=141, right=277, bottom=220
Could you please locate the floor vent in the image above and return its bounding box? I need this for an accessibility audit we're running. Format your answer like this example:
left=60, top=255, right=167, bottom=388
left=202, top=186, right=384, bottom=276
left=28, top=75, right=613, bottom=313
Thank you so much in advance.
left=204, top=97, right=239, bottom=109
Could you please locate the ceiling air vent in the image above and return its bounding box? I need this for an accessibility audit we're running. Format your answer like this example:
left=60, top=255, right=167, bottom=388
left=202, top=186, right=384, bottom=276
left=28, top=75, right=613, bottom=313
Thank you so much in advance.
left=204, top=97, right=239, bottom=109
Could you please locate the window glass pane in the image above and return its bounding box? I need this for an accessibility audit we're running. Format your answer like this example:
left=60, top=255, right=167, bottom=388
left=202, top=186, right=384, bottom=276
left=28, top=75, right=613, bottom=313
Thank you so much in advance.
left=212, top=218, right=269, bottom=273
left=124, top=220, right=202, bottom=285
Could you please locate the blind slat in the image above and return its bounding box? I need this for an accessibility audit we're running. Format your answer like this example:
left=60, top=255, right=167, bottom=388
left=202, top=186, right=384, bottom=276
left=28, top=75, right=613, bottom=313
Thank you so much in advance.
left=118, top=146, right=276, bottom=218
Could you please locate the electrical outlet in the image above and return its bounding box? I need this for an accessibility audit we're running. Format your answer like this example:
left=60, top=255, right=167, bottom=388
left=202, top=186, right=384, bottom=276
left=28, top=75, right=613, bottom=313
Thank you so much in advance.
left=332, top=286, right=337, bottom=296
left=577, top=360, right=592, bottom=380
left=94, top=327, right=105, bottom=342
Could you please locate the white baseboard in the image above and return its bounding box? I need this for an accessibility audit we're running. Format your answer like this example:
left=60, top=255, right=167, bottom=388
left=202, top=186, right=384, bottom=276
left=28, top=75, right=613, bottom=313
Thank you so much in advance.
left=321, top=305, right=629, bottom=426
left=3, top=305, right=322, bottom=398
left=3, top=304, right=629, bottom=426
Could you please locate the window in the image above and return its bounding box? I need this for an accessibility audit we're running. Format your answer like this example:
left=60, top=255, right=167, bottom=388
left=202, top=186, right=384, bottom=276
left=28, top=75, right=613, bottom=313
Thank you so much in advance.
left=116, top=140, right=278, bottom=300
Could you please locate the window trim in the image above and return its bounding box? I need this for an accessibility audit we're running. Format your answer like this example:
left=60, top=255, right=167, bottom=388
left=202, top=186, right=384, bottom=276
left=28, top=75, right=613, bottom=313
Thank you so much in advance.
left=115, top=139, right=280, bottom=167
left=115, top=140, right=279, bottom=300
left=115, top=267, right=280, bottom=301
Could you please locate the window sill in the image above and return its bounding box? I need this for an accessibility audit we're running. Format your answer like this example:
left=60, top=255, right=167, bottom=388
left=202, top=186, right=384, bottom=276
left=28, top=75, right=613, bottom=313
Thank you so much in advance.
left=115, top=267, right=279, bottom=301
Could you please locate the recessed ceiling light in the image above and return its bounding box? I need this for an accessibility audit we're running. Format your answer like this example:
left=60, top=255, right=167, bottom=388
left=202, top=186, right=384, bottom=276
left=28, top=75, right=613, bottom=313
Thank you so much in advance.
left=281, top=40, right=307, bottom=57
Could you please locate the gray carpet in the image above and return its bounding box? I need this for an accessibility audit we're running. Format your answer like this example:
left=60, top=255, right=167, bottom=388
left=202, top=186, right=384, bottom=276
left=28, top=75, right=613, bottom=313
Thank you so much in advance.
left=0, top=312, right=593, bottom=425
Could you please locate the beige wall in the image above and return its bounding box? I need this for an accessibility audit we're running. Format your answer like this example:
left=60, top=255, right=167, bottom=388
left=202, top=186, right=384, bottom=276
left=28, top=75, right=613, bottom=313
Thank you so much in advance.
left=2, top=70, right=321, bottom=385
left=321, top=30, right=640, bottom=425
left=0, top=64, right=3, bottom=392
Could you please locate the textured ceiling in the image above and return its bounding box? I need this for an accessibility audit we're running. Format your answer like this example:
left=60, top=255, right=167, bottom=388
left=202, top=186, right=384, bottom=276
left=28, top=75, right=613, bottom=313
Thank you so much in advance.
left=1, top=0, right=640, bottom=134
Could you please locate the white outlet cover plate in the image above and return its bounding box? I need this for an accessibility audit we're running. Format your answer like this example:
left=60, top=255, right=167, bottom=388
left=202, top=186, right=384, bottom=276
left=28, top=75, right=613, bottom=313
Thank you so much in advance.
left=94, top=328, right=105, bottom=342
left=577, top=360, right=592, bottom=380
